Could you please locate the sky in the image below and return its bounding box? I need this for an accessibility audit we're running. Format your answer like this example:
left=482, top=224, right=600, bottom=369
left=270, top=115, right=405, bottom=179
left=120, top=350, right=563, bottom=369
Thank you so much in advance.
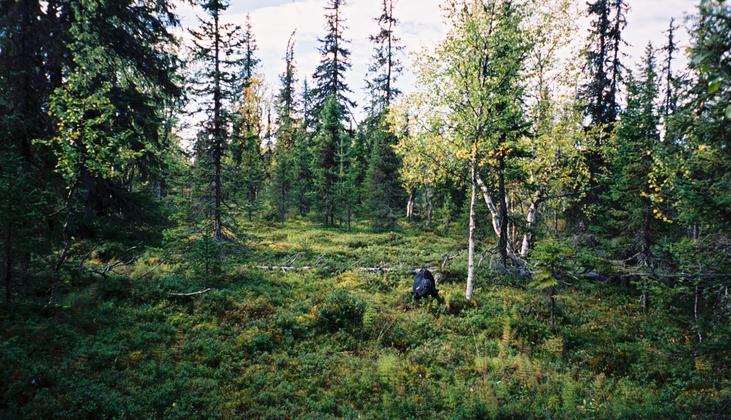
left=173, top=0, right=699, bottom=141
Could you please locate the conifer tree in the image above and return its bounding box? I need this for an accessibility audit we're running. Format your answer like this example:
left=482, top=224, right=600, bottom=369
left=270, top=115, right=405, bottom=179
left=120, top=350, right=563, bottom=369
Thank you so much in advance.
left=365, top=0, right=403, bottom=115
left=312, top=96, right=349, bottom=225
left=229, top=15, right=266, bottom=221
left=291, top=79, right=316, bottom=216
left=189, top=0, right=240, bottom=239
left=363, top=0, right=405, bottom=230
left=578, top=0, right=627, bottom=223
left=364, top=118, right=404, bottom=230
left=605, top=44, right=661, bottom=266
left=240, top=14, right=260, bottom=93
left=672, top=1, right=731, bottom=234
left=46, top=0, right=181, bottom=283
left=311, top=0, right=355, bottom=122
left=232, top=13, right=261, bottom=165
left=269, top=33, right=299, bottom=222
left=291, top=125, right=315, bottom=216
left=661, top=18, right=680, bottom=120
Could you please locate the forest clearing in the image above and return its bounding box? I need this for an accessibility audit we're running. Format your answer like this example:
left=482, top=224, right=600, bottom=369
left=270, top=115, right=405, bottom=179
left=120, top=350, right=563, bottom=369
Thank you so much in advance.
left=2, top=218, right=728, bottom=418
left=1, top=0, right=729, bottom=417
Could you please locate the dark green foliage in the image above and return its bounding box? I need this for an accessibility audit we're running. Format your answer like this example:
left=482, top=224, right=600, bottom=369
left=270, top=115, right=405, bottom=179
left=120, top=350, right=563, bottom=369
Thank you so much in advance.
left=577, top=0, right=628, bottom=225
left=312, top=96, right=352, bottom=225
left=315, top=288, right=366, bottom=332
left=191, top=235, right=222, bottom=279
left=3, top=221, right=728, bottom=418
left=365, top=0, right=403, bottom=114
left=291, top=127, right=316, bottom=216
left=268, top=33, right=299, bottom=222
left=603, top=44, right=662, bottom=264
left=1, top=1, right=730, bottom=418
left=582, top=0, right=627, bottom=127
left=529, top=239, right=577, bottom=326
left=0, top=148, right=51, bottom=302
left=311, top=0, right=355, bottom=121
left=669, top=0, right=731, bottom=233
left=365, top=115, right=404, bottom=230
left=189, top=0, right=241, bottom=238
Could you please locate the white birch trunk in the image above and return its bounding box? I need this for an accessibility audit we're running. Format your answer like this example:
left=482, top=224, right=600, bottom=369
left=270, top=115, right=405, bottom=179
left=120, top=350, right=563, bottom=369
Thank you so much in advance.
left=466, top=155, right=478, bottom=301
left=520, top=195, right=541, bottom=257
left=475, top=172, right=516, bottom=254
left=475, top=172, right=501, bottom=237
left=406, top=191, right=414, bottom=221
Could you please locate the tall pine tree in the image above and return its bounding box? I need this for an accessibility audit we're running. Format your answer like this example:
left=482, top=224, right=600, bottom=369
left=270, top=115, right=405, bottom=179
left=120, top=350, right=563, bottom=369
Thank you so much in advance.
left=577, top=0, right=627, bottom=226
left=312, top=96, right=349, bottom=225
left=365, top=0, right=403, bottom=115
left=311, top=0, right=355, bottom=123
left=605, top=44, right=661, bottom=266
left=363, top=0, right=405, bottom=230
left=230, top=17, right=266, bottom=221
left=269, top=32, right=299, bottom=222
left=189, top=0, right=241, bottom=239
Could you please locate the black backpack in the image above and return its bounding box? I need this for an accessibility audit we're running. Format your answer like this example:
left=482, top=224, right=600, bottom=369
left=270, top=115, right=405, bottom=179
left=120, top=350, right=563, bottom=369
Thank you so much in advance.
left=412, top=268, right=438, bottom=300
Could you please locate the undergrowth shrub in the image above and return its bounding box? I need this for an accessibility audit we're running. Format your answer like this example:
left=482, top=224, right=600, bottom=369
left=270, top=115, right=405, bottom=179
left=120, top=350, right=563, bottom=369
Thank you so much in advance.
left=445, top=289, right=470, bottom=315
left=96, top=275, right=131, bottom=301
left=316, top=288, right=366, bottom=332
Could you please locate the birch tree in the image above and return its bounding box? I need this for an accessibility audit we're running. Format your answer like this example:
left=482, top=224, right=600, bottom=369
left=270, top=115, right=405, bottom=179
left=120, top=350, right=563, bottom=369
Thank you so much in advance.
left=394, top=0, right=529, bottom=300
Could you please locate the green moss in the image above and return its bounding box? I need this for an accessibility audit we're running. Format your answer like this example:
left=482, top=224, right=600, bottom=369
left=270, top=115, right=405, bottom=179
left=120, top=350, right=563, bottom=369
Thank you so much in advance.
left=1, top=219, right=728, bottom=418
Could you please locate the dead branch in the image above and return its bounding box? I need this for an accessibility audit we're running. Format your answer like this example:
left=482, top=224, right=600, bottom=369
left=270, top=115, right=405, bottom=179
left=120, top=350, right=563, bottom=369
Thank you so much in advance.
left=252, top=265, right=436, bottom=274
left=169, top=288, right=212, bottom=297
left=134, top=258, right=166, bottom=280
left=254, top=265, right=313, bottom=272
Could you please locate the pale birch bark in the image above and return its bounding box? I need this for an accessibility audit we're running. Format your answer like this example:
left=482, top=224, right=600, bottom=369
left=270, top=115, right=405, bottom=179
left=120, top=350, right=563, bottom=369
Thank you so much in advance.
left=466, top=154, right=478, bottom=301
left=520, top=193, right=543, bottom=257
left=406, top=191, right=414, bottom=221
left=475, top=172, right=501, bottom=237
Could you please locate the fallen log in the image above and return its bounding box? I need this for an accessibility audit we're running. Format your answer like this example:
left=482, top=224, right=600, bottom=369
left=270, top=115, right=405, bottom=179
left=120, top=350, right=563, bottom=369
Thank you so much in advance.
left=251, top=265, right=437, bottom=274
left=254, top=265, right=313, bottom=272
left=169, top=288, right=212, bottom=297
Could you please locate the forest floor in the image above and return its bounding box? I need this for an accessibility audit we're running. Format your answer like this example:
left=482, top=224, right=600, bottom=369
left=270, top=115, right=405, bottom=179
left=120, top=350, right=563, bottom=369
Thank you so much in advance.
left=1, top=219, right=729, bottom=418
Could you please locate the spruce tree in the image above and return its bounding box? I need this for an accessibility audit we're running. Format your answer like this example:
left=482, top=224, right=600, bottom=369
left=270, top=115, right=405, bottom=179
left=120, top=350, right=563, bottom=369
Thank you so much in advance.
left=605, top=44, right=661, bottom=266
left=312, top=96, right=349, bottom=225
left=673, top=1, right=731, bottom=233
left=291, top=125, right=315, bottom=216
left=363, top=0, right=404, bottom=229
left=229, top=14, right=266, bottom=221
left=576, top=0, right=627, bottom=226
left=189, top=0, right=240, bottom=239
left=311, top=0, right=355, bottom=122
left=364, top=118, right=404, bottom=230
left=46, top=0, right=181, bottom=282
left=365, top=0, right=403, bottom=115
left=661, top=18, right=680, bottom=120
left=291, top=79, right=316, bottom=216
left=269, top=33, right=299, bottom=222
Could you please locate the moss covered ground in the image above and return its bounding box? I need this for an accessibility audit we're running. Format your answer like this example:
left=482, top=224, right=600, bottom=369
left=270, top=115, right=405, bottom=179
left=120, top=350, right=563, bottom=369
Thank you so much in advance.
left=1, top=219, right=729, bottom=418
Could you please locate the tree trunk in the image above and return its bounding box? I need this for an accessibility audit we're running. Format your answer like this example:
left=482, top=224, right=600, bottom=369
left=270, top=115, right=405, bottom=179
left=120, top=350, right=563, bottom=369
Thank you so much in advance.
left=52, top=179, right=79, bottom=304
left=498, top=155, right=509, bottom=266
left=466, top=154, right=478, bottom=301
left=4, top=219, right=12, bottom=304
left=406, top=190, right=414, bottom=221
left=640, top=202, right=652, bottom=266
left=694, top=284, right=702, bottom=343
left=520, top=193, right=542, bottom=257
left=475, top=172, right=500, bottom=237
left=212, top=9, right=223, bottom=241
left=426, top=188, right=433, bottom=225
left=549, top=287, right=555, bottom=327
